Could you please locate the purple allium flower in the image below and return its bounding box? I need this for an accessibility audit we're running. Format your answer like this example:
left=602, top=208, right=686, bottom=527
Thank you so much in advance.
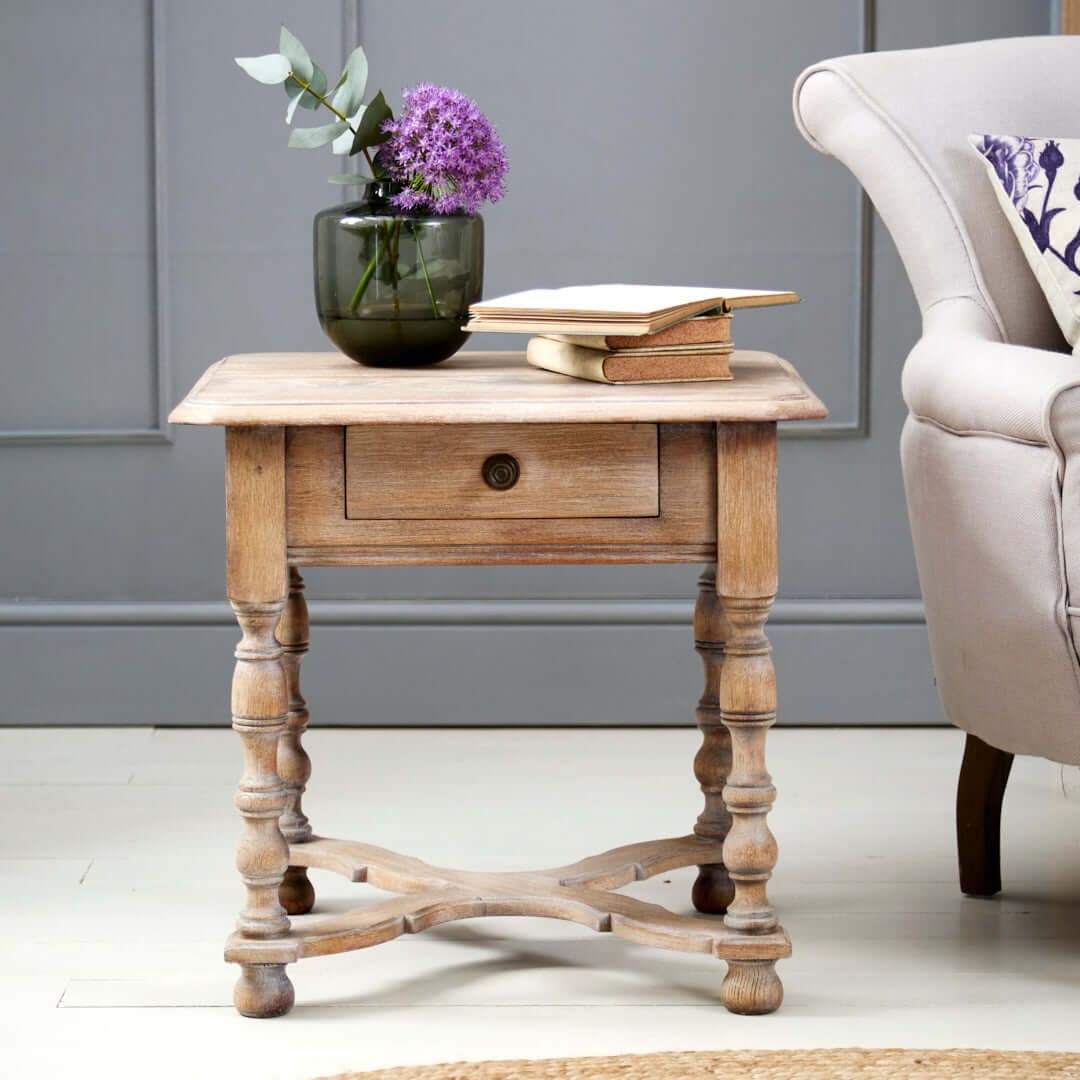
left=975, top=134, right=1040, bottom=208
left=379, top=84, right=507, bottom=215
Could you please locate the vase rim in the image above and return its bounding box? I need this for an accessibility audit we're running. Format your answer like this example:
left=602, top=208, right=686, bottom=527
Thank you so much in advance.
left=363, top=175, right=403, bottom=192
left=330, top=197, right=479, bottom=223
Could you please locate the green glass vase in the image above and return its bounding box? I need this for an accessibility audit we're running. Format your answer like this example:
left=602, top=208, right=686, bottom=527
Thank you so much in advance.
left=313, top=179, right=484, bottom=367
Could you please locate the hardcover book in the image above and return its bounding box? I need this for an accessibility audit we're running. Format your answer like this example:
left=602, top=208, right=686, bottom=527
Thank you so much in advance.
left=526, top=336, right=733, bottom=384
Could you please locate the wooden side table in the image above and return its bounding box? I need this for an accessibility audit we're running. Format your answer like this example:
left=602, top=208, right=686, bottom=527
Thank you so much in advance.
left=170, top=350, right=827, bottom=1019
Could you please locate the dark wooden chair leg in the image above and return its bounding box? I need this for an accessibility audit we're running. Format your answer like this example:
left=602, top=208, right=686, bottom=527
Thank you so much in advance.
left=956, top=732, right=1013, bottom=897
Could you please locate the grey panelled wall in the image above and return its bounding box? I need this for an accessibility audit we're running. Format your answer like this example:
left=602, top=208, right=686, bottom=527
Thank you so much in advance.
left=0, top=0, right=1056, bottom=726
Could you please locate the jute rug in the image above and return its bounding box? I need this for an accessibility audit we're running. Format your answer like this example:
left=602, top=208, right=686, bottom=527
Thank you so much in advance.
left=316, top=1048, right=1080, bottom=1080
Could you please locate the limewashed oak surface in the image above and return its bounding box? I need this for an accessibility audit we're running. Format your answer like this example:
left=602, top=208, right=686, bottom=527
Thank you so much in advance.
left=169, top=350, right=826, bottom=426
left=169, top=350, right=827, bottom=1018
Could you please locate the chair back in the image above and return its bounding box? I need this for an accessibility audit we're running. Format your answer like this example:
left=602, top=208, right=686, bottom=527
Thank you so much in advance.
left=794, top=35, right=1076, bottom=350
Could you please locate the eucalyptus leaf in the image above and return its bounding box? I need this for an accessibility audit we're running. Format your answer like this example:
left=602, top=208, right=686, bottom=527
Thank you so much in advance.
left=288, top=121, right=348, bottom=149
left=300, top=64, right=327, bottom=108
left=284, top=81, right=305, bottom=124
left=327, top=173, right=374, bottom=184
left=284, top=62, right=327, bottom=118
left=331, top=45, right=368, bottom=118
left=278, top=26, right=313, bottom=83
left=331, top=107, right=364, bottom=154
left=235, top=53, right=291, bottom=85
left=349, top=89, right=392, bottom=154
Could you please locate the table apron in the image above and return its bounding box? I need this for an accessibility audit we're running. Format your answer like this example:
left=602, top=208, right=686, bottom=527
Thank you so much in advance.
left=284, top=423, right=718, bottom=559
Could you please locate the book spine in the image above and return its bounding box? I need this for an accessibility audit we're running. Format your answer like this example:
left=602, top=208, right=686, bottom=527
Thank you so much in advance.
left=525, top=337, right=613, bottom=382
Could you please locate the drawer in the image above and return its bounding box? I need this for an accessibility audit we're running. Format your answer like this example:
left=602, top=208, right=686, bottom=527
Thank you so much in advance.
left=344, top=423, right=659, bottom=519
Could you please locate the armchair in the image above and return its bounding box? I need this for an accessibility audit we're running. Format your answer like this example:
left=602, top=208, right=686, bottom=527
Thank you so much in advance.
left=793, top=36, right=1080, bottom=895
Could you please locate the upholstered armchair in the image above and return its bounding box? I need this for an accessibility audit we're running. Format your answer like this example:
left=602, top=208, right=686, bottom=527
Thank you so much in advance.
left=794, top=36, right=1080, bottom=896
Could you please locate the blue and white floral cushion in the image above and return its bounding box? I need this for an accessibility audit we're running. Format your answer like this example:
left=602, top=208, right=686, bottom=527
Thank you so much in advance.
left=970, top=134, right=1080, bottom=353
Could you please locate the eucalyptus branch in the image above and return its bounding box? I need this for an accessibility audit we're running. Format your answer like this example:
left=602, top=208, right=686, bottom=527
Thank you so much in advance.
left=291, top=74, right=380, bottom=176
left=291, top=74, right=351, bottom=126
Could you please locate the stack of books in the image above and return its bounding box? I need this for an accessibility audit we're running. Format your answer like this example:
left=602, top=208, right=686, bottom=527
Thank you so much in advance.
left=466, top=284, right=798, bottom=384
left=526, top=315, right=734, bottom=384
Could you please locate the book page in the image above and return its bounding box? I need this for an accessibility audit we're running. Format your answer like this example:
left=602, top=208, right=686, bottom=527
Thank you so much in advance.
left=471, top=284, right=790, bottom=315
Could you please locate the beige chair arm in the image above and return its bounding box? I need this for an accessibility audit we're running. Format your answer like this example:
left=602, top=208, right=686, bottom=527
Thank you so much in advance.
left=903, top=333, right=1080, bottom=451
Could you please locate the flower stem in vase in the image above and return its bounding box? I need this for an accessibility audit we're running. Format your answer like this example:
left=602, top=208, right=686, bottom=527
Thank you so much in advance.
left=348, top=250, right=378, bottom=313
left=409, top=222, right=440, bottom=318
left=390, top=220, right=401, bottom=314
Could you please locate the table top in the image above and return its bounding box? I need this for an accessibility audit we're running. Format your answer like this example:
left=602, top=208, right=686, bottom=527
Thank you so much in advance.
left=169, top=350, right=827, bottom=427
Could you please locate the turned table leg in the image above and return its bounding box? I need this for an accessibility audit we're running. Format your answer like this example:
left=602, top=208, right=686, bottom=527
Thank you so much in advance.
left=226, top=427, right=294, bottom=1018
left=715, top=422, right=783, bottom=1015
left=277, top=566, right=315, bottom=915
left=692, top=566, right=735, bottom=914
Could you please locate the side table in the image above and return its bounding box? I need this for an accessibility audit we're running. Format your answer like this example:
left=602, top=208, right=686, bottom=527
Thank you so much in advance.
left=169, top=350, right=827, bottom=1018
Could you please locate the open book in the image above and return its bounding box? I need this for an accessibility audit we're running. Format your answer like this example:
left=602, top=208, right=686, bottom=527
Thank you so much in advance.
left=466, top=284, right=798, bottom=335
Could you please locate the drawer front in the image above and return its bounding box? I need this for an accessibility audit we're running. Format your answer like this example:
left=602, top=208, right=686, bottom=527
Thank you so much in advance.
left=345, top=423, right=659, bottom=519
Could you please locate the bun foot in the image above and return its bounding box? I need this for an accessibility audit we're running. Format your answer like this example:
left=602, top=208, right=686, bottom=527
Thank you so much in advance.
left=692, top=864, right=735, bottom=914
left=234, top=963, right=295, bottom=1018
left=721, top=959, right=783, bottom=1015
left=279, top=866, right=315, bottom=915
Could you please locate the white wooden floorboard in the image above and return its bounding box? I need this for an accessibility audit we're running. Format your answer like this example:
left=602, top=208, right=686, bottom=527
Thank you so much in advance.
left=0, top=727, right=153, bottom=785
left=7, top=727, right=1080, bottom=1080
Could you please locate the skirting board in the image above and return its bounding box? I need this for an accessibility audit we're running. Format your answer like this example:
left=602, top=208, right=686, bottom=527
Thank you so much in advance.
left=0, top=598, right=940, bottom=727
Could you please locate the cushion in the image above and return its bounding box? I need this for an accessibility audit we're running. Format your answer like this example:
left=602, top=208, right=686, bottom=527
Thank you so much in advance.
left=969, top=134, right=1080, bottom=352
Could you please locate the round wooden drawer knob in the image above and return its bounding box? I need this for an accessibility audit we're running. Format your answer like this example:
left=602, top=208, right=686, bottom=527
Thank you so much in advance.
left=482, top=453, right=520, bottom=491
